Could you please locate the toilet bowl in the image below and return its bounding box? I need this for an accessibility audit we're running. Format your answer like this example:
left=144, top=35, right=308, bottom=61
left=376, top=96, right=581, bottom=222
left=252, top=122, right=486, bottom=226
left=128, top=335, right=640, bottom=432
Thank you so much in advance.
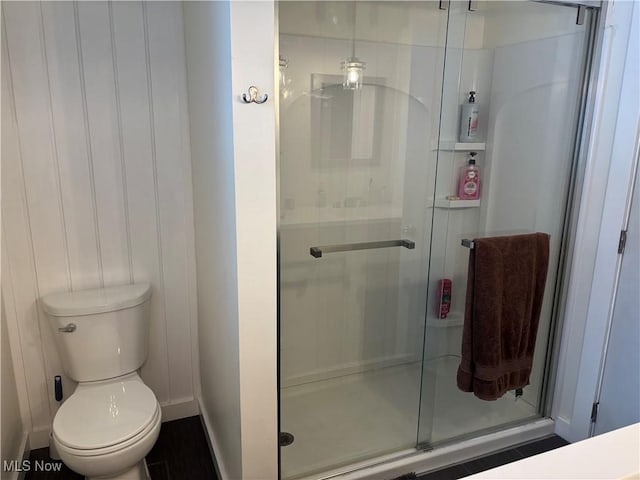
left=52, top=373, right=161, bottom=479
left=42, top=284, right=159, bottom=479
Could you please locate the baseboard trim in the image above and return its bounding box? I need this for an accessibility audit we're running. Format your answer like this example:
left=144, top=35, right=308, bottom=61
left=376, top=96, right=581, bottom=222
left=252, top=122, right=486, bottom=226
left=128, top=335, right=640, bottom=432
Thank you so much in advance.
left=28, top=427, right=51, bottom=450
left=198, top=396, right=229, bottom=480
left=160, top=397, right=200, bottom=422
left=7, top=431, right=30, bottom=480
left=553, top=415, right=572, bottom=441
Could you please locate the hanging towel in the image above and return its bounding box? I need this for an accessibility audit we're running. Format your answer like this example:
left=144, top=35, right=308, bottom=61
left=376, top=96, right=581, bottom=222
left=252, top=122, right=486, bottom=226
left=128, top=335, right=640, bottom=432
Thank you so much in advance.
left=457, top=232, right=550, bottom=401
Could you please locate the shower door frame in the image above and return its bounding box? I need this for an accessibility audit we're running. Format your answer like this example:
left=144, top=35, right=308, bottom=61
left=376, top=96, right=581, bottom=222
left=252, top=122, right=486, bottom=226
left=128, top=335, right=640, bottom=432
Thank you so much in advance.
left=538, top=0, right=606, bottom=419
left=274, top=0, right=607, bottom=478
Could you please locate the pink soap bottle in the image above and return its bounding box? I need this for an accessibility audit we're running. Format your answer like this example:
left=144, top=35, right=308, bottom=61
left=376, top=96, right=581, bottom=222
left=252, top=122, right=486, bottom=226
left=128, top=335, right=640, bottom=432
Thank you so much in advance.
left=458, top=152, right=480, bottom=200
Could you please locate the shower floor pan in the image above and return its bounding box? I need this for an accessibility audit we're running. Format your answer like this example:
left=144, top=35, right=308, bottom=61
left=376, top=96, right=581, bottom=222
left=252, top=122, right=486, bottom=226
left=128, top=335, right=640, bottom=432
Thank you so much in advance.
left=281, top=357, right=539, bottom=480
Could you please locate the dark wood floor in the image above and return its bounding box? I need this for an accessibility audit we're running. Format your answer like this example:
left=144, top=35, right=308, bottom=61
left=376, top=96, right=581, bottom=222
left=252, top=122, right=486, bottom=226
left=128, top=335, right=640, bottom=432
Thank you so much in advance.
left=25, top=416, right=217, bottom=480
left=145, top=416, right=218, bottom=480
left=24, top=416, right=567, bottom=480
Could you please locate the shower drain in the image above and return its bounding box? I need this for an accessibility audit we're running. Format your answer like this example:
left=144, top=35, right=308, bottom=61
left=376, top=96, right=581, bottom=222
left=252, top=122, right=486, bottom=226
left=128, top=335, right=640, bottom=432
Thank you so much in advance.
left=280, top=432, right=295, bottom=447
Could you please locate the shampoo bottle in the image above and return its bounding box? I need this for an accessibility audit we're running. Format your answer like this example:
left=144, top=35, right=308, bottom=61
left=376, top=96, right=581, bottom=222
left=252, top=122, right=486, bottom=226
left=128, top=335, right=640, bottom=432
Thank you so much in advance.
left=458, top=152, right=480, bottom=200
left=459, top=91, right=480, bottom=142
left=436, top=279, right=452, bottom=319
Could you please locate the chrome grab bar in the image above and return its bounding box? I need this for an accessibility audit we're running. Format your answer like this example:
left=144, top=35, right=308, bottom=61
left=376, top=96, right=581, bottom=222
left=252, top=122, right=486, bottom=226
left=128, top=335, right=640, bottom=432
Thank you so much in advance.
left=310, top=239, right=415, bottom=258
left=58, top=323, right=76, bottom=333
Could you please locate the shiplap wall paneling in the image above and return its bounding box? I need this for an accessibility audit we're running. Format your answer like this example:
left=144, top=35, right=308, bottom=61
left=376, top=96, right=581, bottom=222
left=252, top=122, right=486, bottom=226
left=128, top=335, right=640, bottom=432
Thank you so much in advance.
left=144, top=2, right=197, bottom=405
left=1, top=1, right=198, bottom=447
left=1, top=21, right=49, bottom=436
left=41, top=2, right=102, bottom=290
left=2, top=2, right=68, bottom=436
left=108, top=0, right=171, bottom=405
left=76, top=1, right=131, bottom=286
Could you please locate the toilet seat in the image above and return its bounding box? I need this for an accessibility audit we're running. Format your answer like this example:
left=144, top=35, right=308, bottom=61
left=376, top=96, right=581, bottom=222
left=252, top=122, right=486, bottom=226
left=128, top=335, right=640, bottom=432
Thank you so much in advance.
left=53, top=374, right=160, bottom=453
left=53, top=406, right=161, bottom=479
left=54, top=405, right=160, bottom=457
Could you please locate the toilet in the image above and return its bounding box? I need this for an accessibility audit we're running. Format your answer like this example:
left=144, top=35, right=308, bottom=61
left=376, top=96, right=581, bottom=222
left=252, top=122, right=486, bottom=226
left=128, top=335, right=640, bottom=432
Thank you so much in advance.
left=41, top=283, right=160, bottom=480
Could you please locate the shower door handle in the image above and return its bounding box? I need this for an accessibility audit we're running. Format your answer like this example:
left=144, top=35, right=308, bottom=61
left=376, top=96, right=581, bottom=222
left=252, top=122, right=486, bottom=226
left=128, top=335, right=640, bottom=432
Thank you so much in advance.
left=309, top=239, right=415, bottom=258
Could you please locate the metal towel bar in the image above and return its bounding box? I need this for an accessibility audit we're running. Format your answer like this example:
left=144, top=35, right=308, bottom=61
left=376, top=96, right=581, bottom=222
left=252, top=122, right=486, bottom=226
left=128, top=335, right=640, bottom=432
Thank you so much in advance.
left=462, top=232, right=536, bottom=249
left=310, top=239, right=415, bottom=258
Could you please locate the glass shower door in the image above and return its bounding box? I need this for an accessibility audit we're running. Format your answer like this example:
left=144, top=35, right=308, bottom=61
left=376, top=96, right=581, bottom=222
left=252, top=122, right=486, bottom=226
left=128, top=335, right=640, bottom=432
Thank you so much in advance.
left=278, top=2, right=449, bottom=478
left=418, top=0, right=595, bottom=447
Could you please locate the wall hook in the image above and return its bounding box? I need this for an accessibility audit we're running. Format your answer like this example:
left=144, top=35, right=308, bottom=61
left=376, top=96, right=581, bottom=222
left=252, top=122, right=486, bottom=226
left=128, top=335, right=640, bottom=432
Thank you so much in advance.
left=241, top=86, right=268, bottom=104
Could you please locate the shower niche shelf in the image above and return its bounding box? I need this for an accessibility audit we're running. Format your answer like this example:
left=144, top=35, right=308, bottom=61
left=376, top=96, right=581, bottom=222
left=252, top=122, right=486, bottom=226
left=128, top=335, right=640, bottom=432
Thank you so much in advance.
left=426, top=313, right=464, bottom=328
left=279, top=206, right=403, bottom=227
left=434, top=198, right=480, bottom=209
left=436, top=141, right=486, bottom=152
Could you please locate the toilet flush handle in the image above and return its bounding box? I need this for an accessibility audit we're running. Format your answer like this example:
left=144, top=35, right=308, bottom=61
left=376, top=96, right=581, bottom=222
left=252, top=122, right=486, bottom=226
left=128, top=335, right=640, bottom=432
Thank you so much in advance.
left=58, top=323, right=76, bottom=333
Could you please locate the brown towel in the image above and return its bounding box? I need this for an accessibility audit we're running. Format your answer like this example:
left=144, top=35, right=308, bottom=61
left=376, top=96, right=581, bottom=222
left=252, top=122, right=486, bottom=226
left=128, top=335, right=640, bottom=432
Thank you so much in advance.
left=457, top=233, right=550, bottom=401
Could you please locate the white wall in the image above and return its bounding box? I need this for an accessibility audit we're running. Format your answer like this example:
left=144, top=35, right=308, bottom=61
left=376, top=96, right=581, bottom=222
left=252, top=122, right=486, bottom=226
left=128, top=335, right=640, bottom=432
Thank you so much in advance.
left=594, top=161, right=640, bottom=435
left=183, top=2, right=242, bottom=479
left=1, top=301, right=26, bottom=479
left=1, top=1, right=199, bottom=448
left=229, top=2, right=278, bottom=478
left=184, top=2, right=278, bottom=479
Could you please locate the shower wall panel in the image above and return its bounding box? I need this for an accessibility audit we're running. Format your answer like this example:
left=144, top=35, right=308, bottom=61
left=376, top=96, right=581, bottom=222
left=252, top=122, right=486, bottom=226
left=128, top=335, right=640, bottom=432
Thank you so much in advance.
left=279, top=31, right=444, bottom=385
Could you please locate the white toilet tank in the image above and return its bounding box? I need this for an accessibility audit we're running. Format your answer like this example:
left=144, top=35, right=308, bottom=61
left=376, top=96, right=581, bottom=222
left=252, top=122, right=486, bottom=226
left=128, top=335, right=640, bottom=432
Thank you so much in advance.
left=42, top=284, right=152, bottom=383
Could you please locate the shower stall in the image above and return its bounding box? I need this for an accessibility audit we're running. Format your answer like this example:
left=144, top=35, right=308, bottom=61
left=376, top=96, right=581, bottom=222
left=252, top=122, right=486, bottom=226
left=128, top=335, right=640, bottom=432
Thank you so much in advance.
left=277, top=1, right=596, bottom=478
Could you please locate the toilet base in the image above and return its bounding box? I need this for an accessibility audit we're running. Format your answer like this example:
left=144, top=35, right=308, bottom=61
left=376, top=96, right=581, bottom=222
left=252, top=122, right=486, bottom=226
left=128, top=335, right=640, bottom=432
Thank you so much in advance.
left=87, top=460, right=150, bottom=480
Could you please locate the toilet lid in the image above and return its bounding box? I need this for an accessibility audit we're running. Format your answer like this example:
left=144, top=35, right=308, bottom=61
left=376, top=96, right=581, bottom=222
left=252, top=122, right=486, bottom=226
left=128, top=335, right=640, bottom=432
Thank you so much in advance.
left=54, top=377, right=158, bottom=450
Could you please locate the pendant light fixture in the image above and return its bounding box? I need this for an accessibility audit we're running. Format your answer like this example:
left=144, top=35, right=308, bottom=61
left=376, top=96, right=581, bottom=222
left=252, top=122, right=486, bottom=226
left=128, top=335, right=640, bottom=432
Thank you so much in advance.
left=342, top=2, right=365, bottom=90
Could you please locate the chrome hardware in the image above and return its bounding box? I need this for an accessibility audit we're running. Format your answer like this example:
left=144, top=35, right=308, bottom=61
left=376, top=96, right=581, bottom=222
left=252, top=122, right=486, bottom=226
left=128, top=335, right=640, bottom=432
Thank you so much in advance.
left=417, top=441, right=434, bottom=452
left=618, top=230, right=627, bottom=254
left=439, top=0, right=449, bottom=10
left=58, top=323, right=77, bottom=333
left=576, top=5, right=586, bottom=25
left=461, top=238, right=475, bottom=249
left=241, top=86, right=268, bottom=104
left=468, top=0, right=477, bottom=11
left=280, top=432, right=295, bottom=446
left=310, top=239, right=415, bottom=258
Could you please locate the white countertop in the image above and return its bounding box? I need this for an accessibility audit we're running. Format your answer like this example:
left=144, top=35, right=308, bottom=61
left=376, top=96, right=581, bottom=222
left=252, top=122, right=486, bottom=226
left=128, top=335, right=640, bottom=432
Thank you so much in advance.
left=464, top=423, right=640, bottom=479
